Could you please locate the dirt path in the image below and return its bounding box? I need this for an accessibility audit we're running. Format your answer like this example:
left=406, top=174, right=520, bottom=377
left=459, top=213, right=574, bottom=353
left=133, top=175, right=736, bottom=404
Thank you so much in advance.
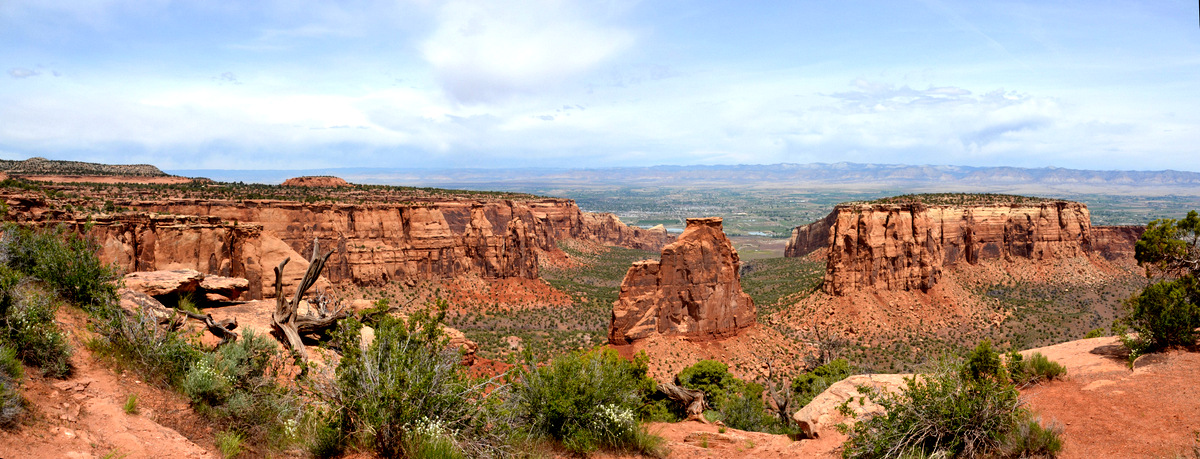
left=0, top=308, right=215, bottom=459
left=1020, top=338, right=1200, bottom=458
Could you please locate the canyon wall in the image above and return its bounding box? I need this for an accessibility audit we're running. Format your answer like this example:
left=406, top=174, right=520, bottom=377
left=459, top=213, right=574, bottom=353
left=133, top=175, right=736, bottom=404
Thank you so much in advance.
left=784, top=211, right=837, bottom=258
left=786, top=201, right=1106, bottom=295
left=609, top=217, right=756, bottom=344
left=2, top=192, right=672, bottom=296
left=1089, top=225, right=1146, bottom=261
left=126, top=198, right=670, bottom=286
left=6, top=211, right=322, bottom=300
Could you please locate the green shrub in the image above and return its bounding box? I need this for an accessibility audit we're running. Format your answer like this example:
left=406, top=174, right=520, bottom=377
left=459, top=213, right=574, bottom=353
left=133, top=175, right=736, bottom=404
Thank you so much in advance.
left=718, top=382, right=778, bottom=433
left=0, top=224, right=118, bottom=309
left=0, top=281, right=71, bottom=378
left=962, top=340, right=1004, bottom=383
left=216, top=429, right=244, bottom=458
left=0, top=345, right=25, bottom=428
left=1000, top=417, right=1064, bottom=457
left=90, top=302, right=201, bottom=386
left=332, top=311, right=504, bottom=458
left=509, top=346, right=661, bottom=456
left=181, top=329, right=297, bottom=445
left=792, top=358, right=852, bottom=408
left=842, top=351, right=1063, bottom=459
left=1119, top=277, right=1200, bottom=353
left=1005, top=352, right=1066, bottom=387
left=677, top=359, right=742, bottom=410
left=1083, top=328, right=1106, bottom=339
left=123, top=393, right=139, bottom=415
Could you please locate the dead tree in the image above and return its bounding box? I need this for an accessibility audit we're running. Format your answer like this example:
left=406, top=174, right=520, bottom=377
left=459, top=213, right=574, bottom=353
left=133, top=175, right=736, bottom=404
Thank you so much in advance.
left=657, top=382, right=708, bottom=422
left=272, top=238, right=349, bottom=363
left=762, top=358, right=800, bottom=433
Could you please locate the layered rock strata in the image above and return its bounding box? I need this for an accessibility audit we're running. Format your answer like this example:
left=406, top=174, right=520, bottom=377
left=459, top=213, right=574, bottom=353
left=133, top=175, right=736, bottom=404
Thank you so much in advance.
left=14, top=212, right=324, bottom=300
left=609, top=217, right=756, bottom=344
left=127, top=198, right=670, bottom=286
left=786, top=201, right=1104, bottom=295
left=2, top=191, right=672, bottom=295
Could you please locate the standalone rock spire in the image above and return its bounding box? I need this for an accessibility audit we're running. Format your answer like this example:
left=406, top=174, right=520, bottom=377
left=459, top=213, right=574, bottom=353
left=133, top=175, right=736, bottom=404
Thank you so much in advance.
left=608, top=217, right=756, bottom=344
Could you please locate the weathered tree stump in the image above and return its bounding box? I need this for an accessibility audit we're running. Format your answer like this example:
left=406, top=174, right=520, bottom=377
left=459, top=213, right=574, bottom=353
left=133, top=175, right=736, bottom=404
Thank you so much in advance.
left=658, top=382, right=709, bottom=422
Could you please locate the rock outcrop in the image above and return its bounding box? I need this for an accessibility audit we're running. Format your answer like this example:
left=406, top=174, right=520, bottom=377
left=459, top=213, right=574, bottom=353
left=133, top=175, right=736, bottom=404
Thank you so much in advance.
left=281, top=176, right=349, bottom=187
left=784, top=211, right=836, bottom=258
left=609, top=217, right=756, bottom=344
left=123, top=269, right=250, bottom=303
left=787, top=200, right=1103, bottom=295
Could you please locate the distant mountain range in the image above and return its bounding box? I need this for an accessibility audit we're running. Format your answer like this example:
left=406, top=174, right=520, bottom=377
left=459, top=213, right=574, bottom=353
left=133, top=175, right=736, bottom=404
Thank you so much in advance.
left=170, top=162, right=1200, bottom=195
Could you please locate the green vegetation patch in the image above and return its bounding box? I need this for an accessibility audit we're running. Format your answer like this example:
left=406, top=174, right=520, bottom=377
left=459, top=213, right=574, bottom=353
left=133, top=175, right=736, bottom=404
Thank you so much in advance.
left=739, top=257, right=824, bottom=317
left=864, top=193, right=1062, bottom=207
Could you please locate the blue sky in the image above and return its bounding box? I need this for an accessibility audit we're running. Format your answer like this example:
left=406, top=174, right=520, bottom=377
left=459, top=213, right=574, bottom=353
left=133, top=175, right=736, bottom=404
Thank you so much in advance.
left=2, top=1, right=1198, bottom=171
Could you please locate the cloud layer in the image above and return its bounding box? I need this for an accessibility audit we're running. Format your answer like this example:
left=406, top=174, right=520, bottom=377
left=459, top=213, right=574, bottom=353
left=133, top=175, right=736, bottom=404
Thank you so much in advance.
left=0, top=1, right=1198, bottom=171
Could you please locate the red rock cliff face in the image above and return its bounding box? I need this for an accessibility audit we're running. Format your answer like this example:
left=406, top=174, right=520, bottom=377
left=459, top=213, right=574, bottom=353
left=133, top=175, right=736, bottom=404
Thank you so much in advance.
left=123, top=198, right=671, bottom=286
left=784, top=211, right=836, bottom=258
left=1089, top=225, right=1145, bottom=261
left=787, top=202, right=1097, bottom=295
left=608, top=217, right=756, bottom=344
left=7, top=211, right=322, bottom=300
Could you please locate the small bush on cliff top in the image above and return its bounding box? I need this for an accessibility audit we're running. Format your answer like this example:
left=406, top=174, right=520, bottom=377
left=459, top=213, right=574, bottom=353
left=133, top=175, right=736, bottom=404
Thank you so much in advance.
left=1117, top=211, right=1200, bottom=357
left=0, top=270, right=72, bottom=378
left=0, top=224, right=118, bottom=310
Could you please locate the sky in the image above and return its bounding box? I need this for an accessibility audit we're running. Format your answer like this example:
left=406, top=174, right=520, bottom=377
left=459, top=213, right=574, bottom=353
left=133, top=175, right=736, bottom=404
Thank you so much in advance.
left=1, top=1, right=1198, bottom=171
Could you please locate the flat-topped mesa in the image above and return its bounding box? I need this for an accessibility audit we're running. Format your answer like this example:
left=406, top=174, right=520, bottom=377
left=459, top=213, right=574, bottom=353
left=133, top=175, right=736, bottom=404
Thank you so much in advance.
left=281, top=176, right=349, bottom=187
left=608, top=217, right=756, bottom=344
left=786, top=195, right=1102, bottom=295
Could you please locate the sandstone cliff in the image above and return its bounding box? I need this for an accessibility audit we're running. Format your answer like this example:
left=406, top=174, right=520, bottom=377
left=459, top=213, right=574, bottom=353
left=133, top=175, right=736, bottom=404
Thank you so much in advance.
left=2, top=187, right=673, bottom=293
left=1089, top=225, right=1145, bottom=261
left=126, top=198, right=670, bottom=286
left=609, top=217, right=755, bottom=344
left=11, top=211, right=326, bottom=300
left=786, top=200, right=1102, bottom=295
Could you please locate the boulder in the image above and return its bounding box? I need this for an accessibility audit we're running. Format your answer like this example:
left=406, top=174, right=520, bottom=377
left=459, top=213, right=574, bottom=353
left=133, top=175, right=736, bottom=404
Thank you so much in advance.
left=199, top=274, right=250, bottom=302
left=792, top=374, right=912, bottom=438
left=609, top=217, right=756, bottom=344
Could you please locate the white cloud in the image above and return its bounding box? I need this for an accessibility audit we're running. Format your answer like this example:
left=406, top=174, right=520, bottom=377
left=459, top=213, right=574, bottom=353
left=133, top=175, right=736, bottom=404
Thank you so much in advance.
left=7, top=68, right=39, bottom=78
left=420, top=0, right=636, bottom=103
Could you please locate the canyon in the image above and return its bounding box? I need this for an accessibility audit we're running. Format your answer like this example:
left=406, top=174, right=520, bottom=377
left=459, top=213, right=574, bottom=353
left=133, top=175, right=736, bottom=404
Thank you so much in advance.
left=785, top=197, right=1144, bottom=295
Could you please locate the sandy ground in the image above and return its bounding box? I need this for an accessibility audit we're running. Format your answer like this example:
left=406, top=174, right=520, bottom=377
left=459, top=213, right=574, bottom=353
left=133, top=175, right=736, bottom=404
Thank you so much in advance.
left=1020, top=337, right=1200, bottom=458
left=0, top=308, right=215, bottom=459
